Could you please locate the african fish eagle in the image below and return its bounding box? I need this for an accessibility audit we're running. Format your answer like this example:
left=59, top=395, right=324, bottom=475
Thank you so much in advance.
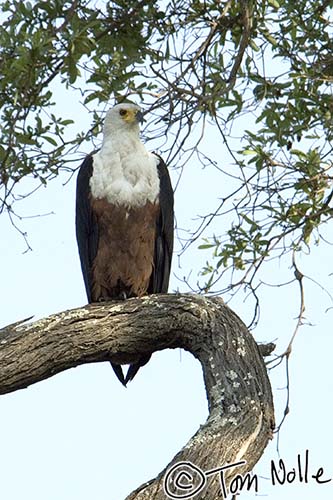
left=75, top=103, right=174, bottom=386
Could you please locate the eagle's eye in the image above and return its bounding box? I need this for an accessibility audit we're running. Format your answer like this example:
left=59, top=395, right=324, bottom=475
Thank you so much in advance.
left=119, top=109, right=127, bottom=116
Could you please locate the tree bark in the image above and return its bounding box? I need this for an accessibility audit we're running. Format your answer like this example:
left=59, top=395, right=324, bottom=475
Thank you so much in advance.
left=0, top=294, right=275, bottom=499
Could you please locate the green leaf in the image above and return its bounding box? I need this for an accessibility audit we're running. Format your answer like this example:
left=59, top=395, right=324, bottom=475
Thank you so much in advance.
left=241, top=149, right=257, bottom=155
left=249, top=40, right=260, bottom=52
left=43, top=136, right=58, bottom=146
left=198, top=243, right=215, bottom=249
left=268, top=0, right=280, bottom=8
left=60, top=119, right=75, bottom=126
left=17, top=134, right=35, bottom=145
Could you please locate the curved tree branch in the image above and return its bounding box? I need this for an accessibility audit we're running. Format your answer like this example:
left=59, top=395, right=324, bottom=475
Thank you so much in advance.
left=0, top=294, right=274, bottom=499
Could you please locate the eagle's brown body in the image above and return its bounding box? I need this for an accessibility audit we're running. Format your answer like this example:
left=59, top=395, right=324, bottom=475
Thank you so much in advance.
left=90, top=199, right=159, bottom=301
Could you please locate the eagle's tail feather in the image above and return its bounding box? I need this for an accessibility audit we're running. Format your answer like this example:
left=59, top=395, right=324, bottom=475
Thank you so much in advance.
left=110, top=362, right=127, bottom=387
left=125, top=354, right=151, bottom=384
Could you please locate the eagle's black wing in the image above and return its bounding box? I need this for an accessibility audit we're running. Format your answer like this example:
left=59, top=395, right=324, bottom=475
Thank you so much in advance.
left=149, top=154, right=174, bottom=294
left=75, top=155, right=99, bottom=302
left=125, top=154, right=174, bottom=384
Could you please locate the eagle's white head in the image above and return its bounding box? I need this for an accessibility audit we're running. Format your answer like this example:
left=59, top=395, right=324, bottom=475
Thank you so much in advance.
left=103, top=103, right=144, bottom=139
left=91, top=102, right=159, bottom=207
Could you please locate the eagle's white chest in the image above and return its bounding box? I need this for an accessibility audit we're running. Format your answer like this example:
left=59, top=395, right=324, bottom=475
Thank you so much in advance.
left=89, top=136, right=160, bottom=207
